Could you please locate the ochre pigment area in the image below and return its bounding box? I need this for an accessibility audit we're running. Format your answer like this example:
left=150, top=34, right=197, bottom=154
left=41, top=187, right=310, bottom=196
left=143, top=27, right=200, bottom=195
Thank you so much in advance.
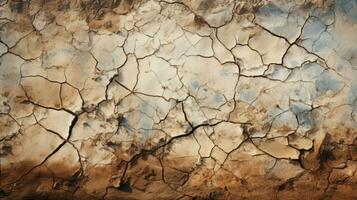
left=0, top=0, right=357, bottom=199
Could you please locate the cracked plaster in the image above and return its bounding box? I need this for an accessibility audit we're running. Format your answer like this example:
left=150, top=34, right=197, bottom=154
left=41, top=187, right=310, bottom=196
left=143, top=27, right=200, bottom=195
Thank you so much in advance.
left=0, top=0, right=356, bottom=199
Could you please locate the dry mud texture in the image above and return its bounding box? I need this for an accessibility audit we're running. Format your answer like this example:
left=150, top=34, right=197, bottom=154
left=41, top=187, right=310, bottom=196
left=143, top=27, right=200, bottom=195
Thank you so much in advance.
left=0, top=0, right=357, bottom=199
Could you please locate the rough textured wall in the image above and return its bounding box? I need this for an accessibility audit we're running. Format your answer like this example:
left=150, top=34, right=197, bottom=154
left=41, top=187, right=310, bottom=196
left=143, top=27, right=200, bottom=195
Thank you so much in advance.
left=0, top=0, right=356, bottom=199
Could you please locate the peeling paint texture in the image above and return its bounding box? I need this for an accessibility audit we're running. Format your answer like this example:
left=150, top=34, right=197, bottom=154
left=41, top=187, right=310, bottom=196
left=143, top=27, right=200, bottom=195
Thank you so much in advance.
left=0, top=0, right=357, bottom=199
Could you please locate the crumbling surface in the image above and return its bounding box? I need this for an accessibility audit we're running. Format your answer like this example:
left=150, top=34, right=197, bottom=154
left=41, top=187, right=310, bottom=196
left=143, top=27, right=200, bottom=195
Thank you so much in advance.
left=0, top=0, right=356, bottom=199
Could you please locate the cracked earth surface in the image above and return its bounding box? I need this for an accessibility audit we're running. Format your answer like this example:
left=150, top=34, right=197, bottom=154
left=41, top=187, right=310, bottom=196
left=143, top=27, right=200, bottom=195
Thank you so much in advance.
left=0, top=0, right=357, bottom=199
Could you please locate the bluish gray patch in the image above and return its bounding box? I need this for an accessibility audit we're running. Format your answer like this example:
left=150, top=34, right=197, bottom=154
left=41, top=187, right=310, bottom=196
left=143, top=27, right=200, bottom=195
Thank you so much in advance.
left=138, top=102, right=154, bottom=135
left=351, top=8, right=357, bottom=21
left=302, top=62, right=325, bottom=79
left=267, top=107, right=284, bottom=121
left=268, top=64, right=290, bottom=80
left=333, top=0, right=357, bottom=21
left=347, top=84, right=357, bottom=104
left=290, top=102, right=310, bottom=114
left=301, top=17, right=326, bottom=40
left=312, top=32, right=334, bottom=53
left=335, top=0, right=353, bottom=13
left=256, top=1, right=299, bottom=41
left=190, top=80, right=199, bottom=90
left=237, top=89, right=256, bottom=103
left=315, top=71, right=343, bottom=95
left=290, top=102, right=313, bottom=128
left=298, top=111, right=313, bottom=128
left=214, top=94, right=224, bottom=104
left=258, top=2, right=285, bottom=17
left=318, top=9, right=335, bottom=24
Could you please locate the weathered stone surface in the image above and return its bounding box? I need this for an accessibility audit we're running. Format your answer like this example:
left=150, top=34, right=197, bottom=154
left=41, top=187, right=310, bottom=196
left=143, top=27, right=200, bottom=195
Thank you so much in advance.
left=0, top=0, right=356, bottom=199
